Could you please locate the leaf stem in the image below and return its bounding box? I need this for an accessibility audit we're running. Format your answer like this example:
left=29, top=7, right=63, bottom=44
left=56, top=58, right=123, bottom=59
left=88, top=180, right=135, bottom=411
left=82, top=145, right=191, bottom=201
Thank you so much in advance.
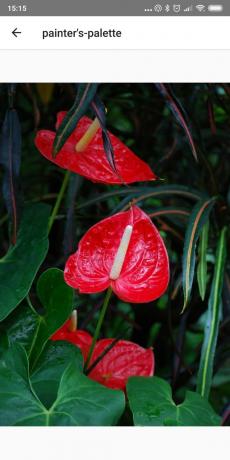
left=48, top=170, right=70, bottom=234
left=84, top=287, right=113, bottom=372
left=26, top=295, right=38, bottom=315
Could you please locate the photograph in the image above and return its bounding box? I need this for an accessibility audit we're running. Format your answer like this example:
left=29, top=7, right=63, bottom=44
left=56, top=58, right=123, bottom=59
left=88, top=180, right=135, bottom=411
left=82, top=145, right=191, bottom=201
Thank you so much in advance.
left=0, top=82, right=229, bottom=427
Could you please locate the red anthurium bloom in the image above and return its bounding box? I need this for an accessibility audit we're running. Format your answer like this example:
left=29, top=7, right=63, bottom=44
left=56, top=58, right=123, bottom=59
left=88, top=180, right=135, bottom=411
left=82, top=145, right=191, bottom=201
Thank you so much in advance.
left=35, top=112, right=156, bottom=184
left=51, top=322, right=154, bottom=391
left=88, top=339, right=154, bottom=390
left=51, top=320, right=92, bottom=361
left=64, top=206, right=169, bottom=303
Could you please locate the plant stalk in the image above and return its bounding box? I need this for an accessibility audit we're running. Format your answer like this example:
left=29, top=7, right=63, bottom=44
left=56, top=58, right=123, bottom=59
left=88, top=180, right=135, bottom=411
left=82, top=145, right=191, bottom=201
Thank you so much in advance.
left=48, top=170, right=70, bottom=234
left=84, top=286, right=113, bottom=372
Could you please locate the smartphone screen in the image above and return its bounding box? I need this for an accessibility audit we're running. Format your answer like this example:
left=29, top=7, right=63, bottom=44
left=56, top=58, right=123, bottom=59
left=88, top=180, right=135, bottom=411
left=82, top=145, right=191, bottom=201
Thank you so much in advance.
left=0, top=1, right=229, bottom=457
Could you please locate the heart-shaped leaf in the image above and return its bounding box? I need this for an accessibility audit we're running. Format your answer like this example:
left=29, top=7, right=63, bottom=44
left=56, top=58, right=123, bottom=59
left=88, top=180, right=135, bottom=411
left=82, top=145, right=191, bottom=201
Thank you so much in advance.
left=0, top=203, right=51, bottom=321
left=127, top=376, right=221, bottom=426
left=31, top=341, right=83, bottom=408
left=0, top=344, right=125, bottom=426
left=2, top=303, right=37, bottom=350
left=28, top=268, right=74, bottom=370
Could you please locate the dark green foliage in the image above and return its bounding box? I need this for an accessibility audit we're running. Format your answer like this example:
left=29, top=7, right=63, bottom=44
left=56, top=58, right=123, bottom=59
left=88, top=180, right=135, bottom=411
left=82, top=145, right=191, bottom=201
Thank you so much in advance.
left=0, top=83, right=229, bottom=426
left=0, top=204, right=50, bottom=321
left=127, top=376, right=221, bottom=426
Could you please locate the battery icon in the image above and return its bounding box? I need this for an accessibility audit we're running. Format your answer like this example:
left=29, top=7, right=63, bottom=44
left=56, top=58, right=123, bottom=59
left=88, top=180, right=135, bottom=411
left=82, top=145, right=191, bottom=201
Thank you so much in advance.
left=208, top=5, right=223, bottom=12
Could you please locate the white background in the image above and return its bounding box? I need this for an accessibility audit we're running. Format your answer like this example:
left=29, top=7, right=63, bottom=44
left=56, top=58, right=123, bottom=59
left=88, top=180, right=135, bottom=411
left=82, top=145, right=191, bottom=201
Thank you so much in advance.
left=0, top=427, right=229, bottom=460
left=1, top=50, right=230, bottom=82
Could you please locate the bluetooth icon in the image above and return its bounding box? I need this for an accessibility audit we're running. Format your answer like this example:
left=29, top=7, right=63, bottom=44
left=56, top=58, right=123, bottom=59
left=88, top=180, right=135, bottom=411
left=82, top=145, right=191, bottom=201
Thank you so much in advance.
left=165, top=4, right=170, bottom=12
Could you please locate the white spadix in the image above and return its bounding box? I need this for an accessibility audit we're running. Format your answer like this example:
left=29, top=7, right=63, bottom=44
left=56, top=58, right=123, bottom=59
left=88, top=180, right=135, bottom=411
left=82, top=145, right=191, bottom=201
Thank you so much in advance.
left=109, top=224, right=133, bottom=280
left=75, top=118, right=100, bottom=152
left=68, top=309, right=77, bottom=332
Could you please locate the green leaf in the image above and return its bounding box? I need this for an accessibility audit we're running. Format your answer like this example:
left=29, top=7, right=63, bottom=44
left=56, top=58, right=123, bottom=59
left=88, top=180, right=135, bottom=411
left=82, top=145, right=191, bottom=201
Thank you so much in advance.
left=28, top=268, right=74, bottom=370
left=197, top=220, right=210, bottom=300
left=0, top=203, right=51, bottom=321
left=127, top=376, right=221, bottom=426
left=0, top=108, right=21, bottom=245
left=3, top=303, right=37, bottom=349
left=197, top=226, right=227, bottom=399
left=77, top=184, right=204, bottom=211
left=0, top=344, right=125, bottom=426
left=53, top=83, right=98, bottom=157
left=156, top=84, right=198, bottom=162
left=182, top=197, right=216, bottom=312
left=31, top=341, right=83, bottom=408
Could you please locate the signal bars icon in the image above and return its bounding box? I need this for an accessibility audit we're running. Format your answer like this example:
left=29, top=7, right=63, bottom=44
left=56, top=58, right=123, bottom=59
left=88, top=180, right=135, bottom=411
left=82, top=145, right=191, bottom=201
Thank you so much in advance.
left=184, top=5, right=193, bottom=11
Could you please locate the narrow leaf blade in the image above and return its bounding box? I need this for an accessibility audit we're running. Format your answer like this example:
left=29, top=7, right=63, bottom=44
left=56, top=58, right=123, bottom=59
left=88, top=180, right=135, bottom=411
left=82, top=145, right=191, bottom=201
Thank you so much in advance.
left=182, top=197, right=216, bottom=312
left=91, top=95, right=117, bottom=173
left=156, top=83, right=198, bottom=161
left=53, top=83, right=98, bottom=156
left=0, top=109, right=21, bottom=244
left=197, top=220, right=210, bottom=300
left=197, top=226, right=227, bottom=399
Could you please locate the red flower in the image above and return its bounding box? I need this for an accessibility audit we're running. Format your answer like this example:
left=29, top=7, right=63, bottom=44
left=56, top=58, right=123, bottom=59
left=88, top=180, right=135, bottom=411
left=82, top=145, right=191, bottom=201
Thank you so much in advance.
left=51, top=320, right=92, bottom=361
left=88, top=338, right=154, bottom=390
left=35, top=112, right=156, bottom=184
left=51, top=323, right=154, bottom=391
left=64, top=206, right=169, bottom=303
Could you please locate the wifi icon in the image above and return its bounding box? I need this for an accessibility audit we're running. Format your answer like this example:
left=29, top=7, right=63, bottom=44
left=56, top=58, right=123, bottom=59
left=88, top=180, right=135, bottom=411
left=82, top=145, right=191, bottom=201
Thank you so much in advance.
left=196, top=4, right=206, bottom=11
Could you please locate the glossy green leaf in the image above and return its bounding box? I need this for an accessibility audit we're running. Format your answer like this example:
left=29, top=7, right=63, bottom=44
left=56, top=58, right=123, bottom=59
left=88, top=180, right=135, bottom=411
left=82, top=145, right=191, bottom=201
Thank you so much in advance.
left=182, top=197, right=216, bottom=312
left=0, top=344, right=125, bottom=426
left=127, top=376, right=221, bottom=426
left=197, top=220, right=210, bottom=300
left=28, top=268, right=74, bottom=370
left=197, top=226, right=227, bottom=399
left=0, top=204, right=51, bottom=321
left=31, top=341, right=83, bottom=408
left=3, top=303, right=37, bottom=350
left=53, top=83, right=98, bottom=157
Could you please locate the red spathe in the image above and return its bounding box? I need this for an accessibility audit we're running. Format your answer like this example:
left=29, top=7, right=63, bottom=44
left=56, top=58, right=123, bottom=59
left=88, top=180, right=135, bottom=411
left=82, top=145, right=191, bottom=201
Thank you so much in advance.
left=51, top=323, right=154, bottom=391
left=51, top=320, right=92, bottom=361
left=35, top=112, right=156, bottom=184
left=88, top=338, right=154, bottom=391
left=64, top=206, right=169, bottom=303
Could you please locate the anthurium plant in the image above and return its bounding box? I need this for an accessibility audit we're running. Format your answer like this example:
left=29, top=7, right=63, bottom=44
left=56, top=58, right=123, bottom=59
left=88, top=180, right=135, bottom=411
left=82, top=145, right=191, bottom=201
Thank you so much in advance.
left=0, top=83, right=229, bottom=426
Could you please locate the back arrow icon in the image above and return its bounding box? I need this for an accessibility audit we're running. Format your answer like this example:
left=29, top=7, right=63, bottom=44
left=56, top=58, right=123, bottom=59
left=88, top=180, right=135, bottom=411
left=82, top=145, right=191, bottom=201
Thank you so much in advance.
left=12, top=28, right=22, bottom=38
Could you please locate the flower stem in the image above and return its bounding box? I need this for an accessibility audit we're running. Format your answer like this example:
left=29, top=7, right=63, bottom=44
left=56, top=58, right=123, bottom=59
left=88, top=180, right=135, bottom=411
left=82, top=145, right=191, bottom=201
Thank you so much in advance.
left=48, top=170, right=70, bottom=234
left=84, top=286, right=113, bottom=372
